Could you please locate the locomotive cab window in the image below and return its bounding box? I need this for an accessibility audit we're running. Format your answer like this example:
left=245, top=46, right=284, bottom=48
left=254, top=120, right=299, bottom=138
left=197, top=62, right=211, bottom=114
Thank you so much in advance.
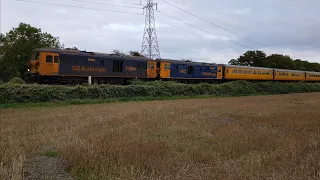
left=113, top=60, right=123, bottom=72
left=187, top=66, right=194, bottom=75
left=101, top=60, right=104, bottom=66
left=46, top=55, right=53, bottom=63
left=54, top=56, right=59, bottom=63
left=35, top=52, right=40, bottom=60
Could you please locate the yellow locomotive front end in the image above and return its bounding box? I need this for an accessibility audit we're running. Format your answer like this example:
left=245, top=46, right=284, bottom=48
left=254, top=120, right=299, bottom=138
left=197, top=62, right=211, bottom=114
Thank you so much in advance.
left=25, top=48, right=61, bottom=83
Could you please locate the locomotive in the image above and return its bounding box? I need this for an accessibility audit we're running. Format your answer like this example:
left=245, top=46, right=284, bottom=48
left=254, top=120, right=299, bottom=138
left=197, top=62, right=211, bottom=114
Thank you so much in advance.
left=24, top=48, right=320, bottom=85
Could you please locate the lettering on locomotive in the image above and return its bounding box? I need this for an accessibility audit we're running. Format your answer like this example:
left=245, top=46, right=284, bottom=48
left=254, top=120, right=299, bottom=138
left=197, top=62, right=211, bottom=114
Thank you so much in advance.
left=88, top=58, right=96, bottom=62
left=202, top=72, right=216, bottom=76
left=125, top=66, right=137, bottom=71
left=72, top=66, right=106, bottom=73
left=179, top=69, right=187, bottom=73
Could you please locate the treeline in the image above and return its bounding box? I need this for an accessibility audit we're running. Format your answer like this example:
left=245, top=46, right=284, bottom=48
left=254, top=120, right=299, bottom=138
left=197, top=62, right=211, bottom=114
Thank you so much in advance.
left=229, top=50, right=320, bottom=72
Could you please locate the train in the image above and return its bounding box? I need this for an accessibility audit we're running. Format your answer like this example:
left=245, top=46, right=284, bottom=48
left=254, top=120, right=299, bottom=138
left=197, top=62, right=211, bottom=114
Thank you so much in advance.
left=24, top=48, right=320, bottom=85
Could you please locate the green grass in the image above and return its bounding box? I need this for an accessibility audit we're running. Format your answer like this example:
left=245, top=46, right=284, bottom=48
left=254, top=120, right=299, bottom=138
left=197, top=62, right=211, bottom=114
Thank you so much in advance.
left=40, top=151, right=60, bottom=158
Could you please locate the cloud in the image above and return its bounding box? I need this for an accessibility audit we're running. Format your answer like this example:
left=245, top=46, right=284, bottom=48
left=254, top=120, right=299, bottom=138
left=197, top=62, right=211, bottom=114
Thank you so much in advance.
left=2, top=0, right=320, bottom=63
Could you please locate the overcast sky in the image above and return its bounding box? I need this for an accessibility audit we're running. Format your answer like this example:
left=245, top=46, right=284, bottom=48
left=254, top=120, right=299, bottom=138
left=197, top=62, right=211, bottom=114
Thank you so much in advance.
left=1, top=0, right=320, bottom=64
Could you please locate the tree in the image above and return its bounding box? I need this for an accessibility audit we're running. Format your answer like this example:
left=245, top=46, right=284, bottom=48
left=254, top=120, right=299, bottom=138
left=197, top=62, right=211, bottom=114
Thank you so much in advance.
left=229, top=50, right=320, bottom=72
left=265, top=54, right=296, bottom=69
left=111, top=49, right=127, bottom=56
left=228, top=50, right=267, bottom=67
left=129, top=51, right=143, bottom=57
left=0, top=23, right=62, bottom=81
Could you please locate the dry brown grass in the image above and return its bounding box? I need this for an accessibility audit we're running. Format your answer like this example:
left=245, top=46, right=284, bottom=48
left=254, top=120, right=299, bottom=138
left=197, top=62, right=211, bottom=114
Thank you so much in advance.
left=1, top=93, right=320, bottom=179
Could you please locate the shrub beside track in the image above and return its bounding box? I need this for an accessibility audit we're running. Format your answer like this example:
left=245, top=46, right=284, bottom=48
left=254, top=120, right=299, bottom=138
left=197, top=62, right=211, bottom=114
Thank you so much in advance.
left=1, top=81, right=320, bottom=104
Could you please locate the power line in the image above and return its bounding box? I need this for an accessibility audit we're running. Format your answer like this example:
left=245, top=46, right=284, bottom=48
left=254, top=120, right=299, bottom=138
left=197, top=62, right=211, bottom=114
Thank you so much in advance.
left=100, top=0, right=143, bottom=6
left=157, top=10, right=252, bottom=49
left=15, top=0, right=143, bottom=15
left=156, top=19, right=234, bottom=49
left=161, top=0, right=267, bottom=48
left=69, top=0, right=142, bottom=9
left=176, top=0, right=250, bottom=32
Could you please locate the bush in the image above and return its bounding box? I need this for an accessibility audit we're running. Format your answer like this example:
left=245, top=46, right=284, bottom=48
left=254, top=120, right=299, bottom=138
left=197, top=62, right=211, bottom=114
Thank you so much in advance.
left=0, top=81, right=319, bottom=104
left=8, top=77, right=26, bottom=84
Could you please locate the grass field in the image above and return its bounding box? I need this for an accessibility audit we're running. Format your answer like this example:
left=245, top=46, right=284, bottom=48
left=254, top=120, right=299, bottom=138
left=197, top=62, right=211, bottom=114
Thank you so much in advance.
left=1, top=93, right=320, bottom=179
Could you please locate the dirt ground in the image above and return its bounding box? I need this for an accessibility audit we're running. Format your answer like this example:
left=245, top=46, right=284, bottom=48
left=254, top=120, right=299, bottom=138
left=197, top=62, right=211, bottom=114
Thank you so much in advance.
left=1, top=93, right=320, bottom=179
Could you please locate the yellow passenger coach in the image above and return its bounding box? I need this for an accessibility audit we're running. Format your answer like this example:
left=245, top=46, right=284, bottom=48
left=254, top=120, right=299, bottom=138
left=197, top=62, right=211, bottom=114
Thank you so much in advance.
left=306, top=71, right=320, bottom=82
left=273, top=69, right=305, bottom=81
left=224, top=65, right=273, bottom=81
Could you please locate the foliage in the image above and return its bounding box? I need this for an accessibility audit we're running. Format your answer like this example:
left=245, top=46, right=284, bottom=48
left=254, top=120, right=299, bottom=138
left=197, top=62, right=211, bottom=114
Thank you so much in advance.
left=0, top=23, right=62, bottom=82
left=229, top=50, right=267, bottom=67
left=8, top=77, right=26, bottom=84
left=111, top=49, right=127, bottom=56
left=129, top=51, right=144, bottom=57
left=1, top=81, right=320, bottom=104
left=229, top=50, right=320, bottom=72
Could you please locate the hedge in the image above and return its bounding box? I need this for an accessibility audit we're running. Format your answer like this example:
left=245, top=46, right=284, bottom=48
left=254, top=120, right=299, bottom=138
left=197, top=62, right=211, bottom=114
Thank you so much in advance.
left=0, top=81, right=320, bottom=104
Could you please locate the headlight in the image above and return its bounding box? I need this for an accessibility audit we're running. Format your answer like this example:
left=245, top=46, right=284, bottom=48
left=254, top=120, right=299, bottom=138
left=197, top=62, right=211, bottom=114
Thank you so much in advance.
left=28, top=69, right=30, bottom=72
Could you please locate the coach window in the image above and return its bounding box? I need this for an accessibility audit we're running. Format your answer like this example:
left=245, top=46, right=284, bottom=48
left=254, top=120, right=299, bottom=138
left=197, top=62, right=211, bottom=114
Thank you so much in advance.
left=113, top=60, right=123, bottom=72
left=248, top=71, right=252, bottom=74
left=54, top=56, right=59, bottom=63
left=253, top=71, right=257, bottom=75
left=232, top=69, right=237, bottom=74
left=243, top=70, right=247, bottom=74
left=164, top=64, right=168, bottom=70
left=238, top=70, right=242, bottom=74
left=151, top=64, right=155, bottom=69
left=46, top=55, right=53, bottom=63
left=258, top=71, right=261, bottom=75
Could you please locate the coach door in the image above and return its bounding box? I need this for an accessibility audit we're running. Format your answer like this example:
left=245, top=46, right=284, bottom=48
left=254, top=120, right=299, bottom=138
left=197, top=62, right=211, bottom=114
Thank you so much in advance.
left=147, top=61, right=157, bottom=78
left=160, top=62, right=171, bottom=79
left=53, top=53, right=59, bottom=75
left=217, top=66, right=223, bottom=79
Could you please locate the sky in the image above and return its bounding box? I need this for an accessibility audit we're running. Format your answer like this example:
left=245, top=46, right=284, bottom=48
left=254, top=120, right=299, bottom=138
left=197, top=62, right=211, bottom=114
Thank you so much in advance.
left=1, top=0, right=320, bottom=64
